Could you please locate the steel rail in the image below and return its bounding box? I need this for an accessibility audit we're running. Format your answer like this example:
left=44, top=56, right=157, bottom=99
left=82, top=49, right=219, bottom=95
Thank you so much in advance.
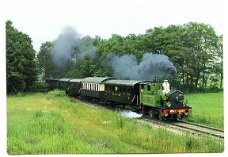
left=140, top=117, right=224, bottom=139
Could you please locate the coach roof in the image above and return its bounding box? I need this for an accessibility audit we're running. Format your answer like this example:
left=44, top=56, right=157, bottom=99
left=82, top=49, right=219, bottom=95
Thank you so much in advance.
left=104, top=80, right=144, bottom=86
left=69, top=79, right=82, bottom=83
left=81, top=77, right=115, bottom=84
left=59, top=78, right=71, bottom=82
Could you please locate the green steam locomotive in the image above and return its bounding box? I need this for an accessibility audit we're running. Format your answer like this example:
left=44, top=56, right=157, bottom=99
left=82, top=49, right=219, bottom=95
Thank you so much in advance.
left=45, top=77, right=191, bottom=120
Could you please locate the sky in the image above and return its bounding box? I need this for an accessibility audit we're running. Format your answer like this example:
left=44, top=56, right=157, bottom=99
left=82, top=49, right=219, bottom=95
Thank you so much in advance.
left=2, top=0, right=226, bottom=51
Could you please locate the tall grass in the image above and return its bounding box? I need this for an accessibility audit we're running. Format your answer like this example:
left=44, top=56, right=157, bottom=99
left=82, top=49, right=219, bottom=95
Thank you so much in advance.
left=185, top=92, right=223, bottom=129
left=7, top=90, right=224, bottom=154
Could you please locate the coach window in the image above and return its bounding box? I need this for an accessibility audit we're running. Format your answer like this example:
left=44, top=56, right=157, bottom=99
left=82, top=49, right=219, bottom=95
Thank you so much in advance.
left=100, top=84, right=105, bottom=91
left=147, top=85, right=151, bottom=91
left=97, top=84, right=100, bottom=91
left=110, top=86, right=112, bottom=92
left=121, top=87, right=124, bottom=94
left=125, top=88, right=127, bottom=93
left=126, top=88, right=128, bottom=94
left=112, top=86, right=115, bottom=92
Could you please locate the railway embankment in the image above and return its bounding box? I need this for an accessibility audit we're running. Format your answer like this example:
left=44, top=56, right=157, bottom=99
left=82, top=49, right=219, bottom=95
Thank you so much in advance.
left=7, top=90, right=224, bottom=154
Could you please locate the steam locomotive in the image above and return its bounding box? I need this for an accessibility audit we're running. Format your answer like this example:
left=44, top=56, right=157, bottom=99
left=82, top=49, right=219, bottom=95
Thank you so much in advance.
left=45, top=77, right=191, bottom=120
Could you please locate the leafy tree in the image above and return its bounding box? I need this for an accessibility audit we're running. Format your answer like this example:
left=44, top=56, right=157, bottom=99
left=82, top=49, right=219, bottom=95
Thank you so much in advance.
left=37, top=22, right=222, bottom=92
left=142, top=22, right=222, bottom=91
left=6, top=20, right=37, bottom=93
left=37, top=41, right=53, bottom=79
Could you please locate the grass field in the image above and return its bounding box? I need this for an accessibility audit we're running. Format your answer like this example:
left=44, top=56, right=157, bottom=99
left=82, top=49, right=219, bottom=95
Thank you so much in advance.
left=185, top=92, right=223, bottom=129
left=7, top=91, right=224, bottom=154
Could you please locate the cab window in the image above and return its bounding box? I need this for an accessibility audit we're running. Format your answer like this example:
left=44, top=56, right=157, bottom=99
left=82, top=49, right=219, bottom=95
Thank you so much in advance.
left=147, top=85, right=151, bottom=91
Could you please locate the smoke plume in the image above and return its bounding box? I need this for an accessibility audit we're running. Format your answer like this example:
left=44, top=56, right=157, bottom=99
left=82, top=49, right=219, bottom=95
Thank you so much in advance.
left=105, top=53, right=176, bottom=80
left=51, top=27, right=97, bottom=68
left=51, top=27, right=176, bottom=81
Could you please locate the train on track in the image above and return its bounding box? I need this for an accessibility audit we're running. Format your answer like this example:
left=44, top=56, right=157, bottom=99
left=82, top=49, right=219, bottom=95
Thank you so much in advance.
left=45, top=77, right=191, bottom=120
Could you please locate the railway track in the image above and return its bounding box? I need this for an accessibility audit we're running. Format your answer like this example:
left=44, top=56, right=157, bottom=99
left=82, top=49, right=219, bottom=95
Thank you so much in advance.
left=77, top=97, right=224, bottom=140
left=171, top=120, right=224, bottom=139
left=140, top=117, right=224, bottom=139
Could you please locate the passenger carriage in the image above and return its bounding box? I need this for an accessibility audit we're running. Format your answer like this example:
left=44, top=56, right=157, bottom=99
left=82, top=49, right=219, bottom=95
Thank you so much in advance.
left=67, top=79, right=82, bottom=96
left=103, top=80, right=142, bottom=106
left=58, top=78, right=71, bottom=90
left=45, top=78, right=59, bottom=90
left=80, top=77, right=114, bottom=99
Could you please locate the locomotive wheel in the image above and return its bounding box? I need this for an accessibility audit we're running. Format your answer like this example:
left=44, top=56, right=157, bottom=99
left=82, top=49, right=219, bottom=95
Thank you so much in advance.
left=148, top=109, right=154, bottom=119
left=176, top=114, right=182, bottom=121
left=158, top=111, right=164, bottom=120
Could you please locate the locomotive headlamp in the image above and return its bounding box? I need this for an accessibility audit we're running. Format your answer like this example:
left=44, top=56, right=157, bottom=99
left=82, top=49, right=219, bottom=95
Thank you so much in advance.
left=170, top=110, right=174, bottom=114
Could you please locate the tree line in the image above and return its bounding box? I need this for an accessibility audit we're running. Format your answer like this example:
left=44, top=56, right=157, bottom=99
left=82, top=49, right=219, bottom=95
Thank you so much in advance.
left=6, top=21, right=223, bottom=93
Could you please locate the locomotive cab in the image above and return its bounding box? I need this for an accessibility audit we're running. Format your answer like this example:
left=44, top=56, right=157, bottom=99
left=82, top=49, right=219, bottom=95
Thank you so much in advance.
left=139, top=80, right=191, bottom=120
left=139, top=82, right=164, bottom=108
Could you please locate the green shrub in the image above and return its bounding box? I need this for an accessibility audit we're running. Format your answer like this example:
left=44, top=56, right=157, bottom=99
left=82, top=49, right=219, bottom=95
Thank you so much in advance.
left=46, top=90, right=67, bottom=99
left=31, top=81, right=48, bottom=92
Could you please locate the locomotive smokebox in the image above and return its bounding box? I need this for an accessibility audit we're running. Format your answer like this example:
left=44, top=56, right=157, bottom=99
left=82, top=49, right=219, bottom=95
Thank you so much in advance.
left=166, top=90, right=184, bottom=108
